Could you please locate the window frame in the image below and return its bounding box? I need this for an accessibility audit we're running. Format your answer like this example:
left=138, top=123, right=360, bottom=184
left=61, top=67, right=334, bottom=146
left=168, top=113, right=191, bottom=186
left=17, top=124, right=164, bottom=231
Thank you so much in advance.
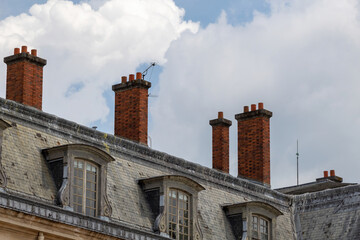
left=168, top=188, right=191, bottom=240
left=72, top=158, right=99, bottom=217
left=251, top=214, right=270, bottom=240
left=42, top=144, right=114, bottom=218
left=138, top=175, right=205, bottom=240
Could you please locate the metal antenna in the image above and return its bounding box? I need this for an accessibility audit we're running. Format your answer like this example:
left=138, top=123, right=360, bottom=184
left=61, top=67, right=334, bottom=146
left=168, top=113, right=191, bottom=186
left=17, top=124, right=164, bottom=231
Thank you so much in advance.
left=296, top=140, right=299, bottom=185
left=142, top=62, right=156, bottom=80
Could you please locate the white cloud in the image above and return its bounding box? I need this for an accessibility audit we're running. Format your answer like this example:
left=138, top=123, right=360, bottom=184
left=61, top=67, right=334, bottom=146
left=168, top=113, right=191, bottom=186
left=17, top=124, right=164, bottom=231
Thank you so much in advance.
left=0, top=0, right=198, bottom=123
left=151, top=0, right=360, bottom=187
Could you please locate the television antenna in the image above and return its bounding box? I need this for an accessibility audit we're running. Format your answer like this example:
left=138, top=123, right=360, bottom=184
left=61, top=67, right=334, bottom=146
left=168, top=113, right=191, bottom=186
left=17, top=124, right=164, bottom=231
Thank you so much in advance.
left=142, top=62, right=156, bottom=80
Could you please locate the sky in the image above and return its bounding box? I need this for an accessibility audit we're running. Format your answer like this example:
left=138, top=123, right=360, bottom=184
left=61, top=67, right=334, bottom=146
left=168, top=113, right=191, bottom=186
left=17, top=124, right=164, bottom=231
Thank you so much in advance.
left=1, top=0, right=360, bottom=188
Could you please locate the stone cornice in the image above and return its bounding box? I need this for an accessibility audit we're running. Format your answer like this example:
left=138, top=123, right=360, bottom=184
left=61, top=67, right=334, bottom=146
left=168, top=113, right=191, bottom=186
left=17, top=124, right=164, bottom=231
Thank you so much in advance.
left=0, top=190, right=169, bottom=240
left=209, top=118, right=232, bottom=127
left=4, top=52, right=47, bottom=66
left=112, top=79, right=151, bottom=92
left=235, top=109, right=272, bottom=121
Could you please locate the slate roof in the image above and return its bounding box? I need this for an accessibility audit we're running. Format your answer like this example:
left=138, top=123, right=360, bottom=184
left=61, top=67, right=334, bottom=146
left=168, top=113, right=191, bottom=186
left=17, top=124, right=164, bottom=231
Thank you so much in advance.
left=293, top=184, right=360, bottom=239
left=0, top=97, right=359, bottom=240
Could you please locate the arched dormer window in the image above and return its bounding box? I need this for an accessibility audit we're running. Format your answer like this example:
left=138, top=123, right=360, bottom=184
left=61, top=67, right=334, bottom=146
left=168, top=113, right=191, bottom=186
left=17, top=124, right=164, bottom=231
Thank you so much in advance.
left=42, top=144, right=114, bottom=218
left=138, top=175, right=205, bottom=240
left=222, top=201, right=283, bottom=240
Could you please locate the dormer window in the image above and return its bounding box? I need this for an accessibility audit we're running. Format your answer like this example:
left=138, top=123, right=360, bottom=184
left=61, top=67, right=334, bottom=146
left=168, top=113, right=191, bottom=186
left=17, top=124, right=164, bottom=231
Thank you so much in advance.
left=138, top=175, right=205, bottom=240
left=42, top=144, right=114, bottom=218
left=223, top=201, right=282, bottom=240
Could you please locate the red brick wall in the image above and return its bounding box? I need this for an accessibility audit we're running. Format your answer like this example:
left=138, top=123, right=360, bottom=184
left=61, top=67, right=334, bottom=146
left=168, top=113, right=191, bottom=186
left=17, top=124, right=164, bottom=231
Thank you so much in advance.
left=210, top=112, right=232, bottom=173
left=113, top=74, right=151, bottom=145
left=235, top=103, right=272, bottom=185
left=4, top=47, right=46, bottom=110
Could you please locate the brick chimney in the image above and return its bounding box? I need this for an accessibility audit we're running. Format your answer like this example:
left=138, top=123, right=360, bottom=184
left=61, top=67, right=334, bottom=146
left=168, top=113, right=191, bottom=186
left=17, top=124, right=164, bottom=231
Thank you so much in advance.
left=235, top=103, right=272, bottom=186
left=112, top=72, right=151, bottom=145
left=4, top=46, right=47, bottom=110
left=209, top=111, right=232, bottom=173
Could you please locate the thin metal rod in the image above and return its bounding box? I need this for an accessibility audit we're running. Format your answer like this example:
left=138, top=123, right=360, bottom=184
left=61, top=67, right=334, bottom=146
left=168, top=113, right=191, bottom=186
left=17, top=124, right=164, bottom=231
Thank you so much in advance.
left=296, top=140, right=299, bottom=185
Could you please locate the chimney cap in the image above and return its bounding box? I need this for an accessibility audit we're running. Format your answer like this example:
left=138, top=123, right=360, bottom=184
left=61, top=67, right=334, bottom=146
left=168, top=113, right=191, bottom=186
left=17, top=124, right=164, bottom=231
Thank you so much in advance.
left=218, top=111, right=223, bottom=119
left=31, top=49, right=37, bottom=56
left=251, top=104, right=256, bottom=111
left=210, top=112, right=232, bottom=127
left=21, top=46, right=27, bottom=53
left=4, top=46, right=47, bottom=66
left=316, top=169, right=343, bottom=183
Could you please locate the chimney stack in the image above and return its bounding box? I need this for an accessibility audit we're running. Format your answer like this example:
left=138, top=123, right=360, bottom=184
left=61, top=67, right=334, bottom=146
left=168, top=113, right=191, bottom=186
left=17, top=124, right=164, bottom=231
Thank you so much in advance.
left=112, top=72, right=151, bottom=145
left=235, top=103, right=272, bottom=186
left=209, top=111, right=232, bottom=173
left=4, top=46, right=47, bottom=110
left=317, top=169, right=343, bottom=183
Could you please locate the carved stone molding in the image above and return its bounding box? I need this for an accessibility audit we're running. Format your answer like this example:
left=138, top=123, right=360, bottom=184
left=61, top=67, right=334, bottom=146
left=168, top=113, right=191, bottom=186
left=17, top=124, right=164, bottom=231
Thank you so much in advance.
left=0, top=166, right=7, bottom=188
left=194, top=217, right=203, bottom=240
left=38, top=232, right=44, bottom=240
left=0, top=119, right=11, bottom=189
left=102, top=193, right=112, bottom=217
left=57, top=178, right=69, bottom=207
left=154, top=209, right=166, bottom=233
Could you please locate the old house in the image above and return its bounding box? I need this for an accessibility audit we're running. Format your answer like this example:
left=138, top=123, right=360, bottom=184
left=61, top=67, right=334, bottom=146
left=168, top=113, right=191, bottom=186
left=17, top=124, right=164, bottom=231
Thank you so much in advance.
left=0, top=46, right=359, bottom=240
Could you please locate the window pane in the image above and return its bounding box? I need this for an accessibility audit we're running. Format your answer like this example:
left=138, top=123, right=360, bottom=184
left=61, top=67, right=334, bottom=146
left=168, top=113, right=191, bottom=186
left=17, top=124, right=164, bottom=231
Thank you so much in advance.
left=74, top=205, right=82, bottom=213
left=167, top=189, right=190, bottom=240
left=86, top=173, right=96, bottom=182
left=86, top=190, right=96, bottom=199
left=86, top=198, right=96, bottom=208
left=253, top=215, right=270, bottom=240
left=78, top=161, right=83, bottom=169
left=74, top=178, right=83, bottom=186
left=86, top=208, right=96, bottom=217
left=72, top=160, right=98, bottom=216
left=253, top=216, right=258, bottom=230
left=184, top=219, right=188, bottom=226
left=86, top=181, right=96, bottom=191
